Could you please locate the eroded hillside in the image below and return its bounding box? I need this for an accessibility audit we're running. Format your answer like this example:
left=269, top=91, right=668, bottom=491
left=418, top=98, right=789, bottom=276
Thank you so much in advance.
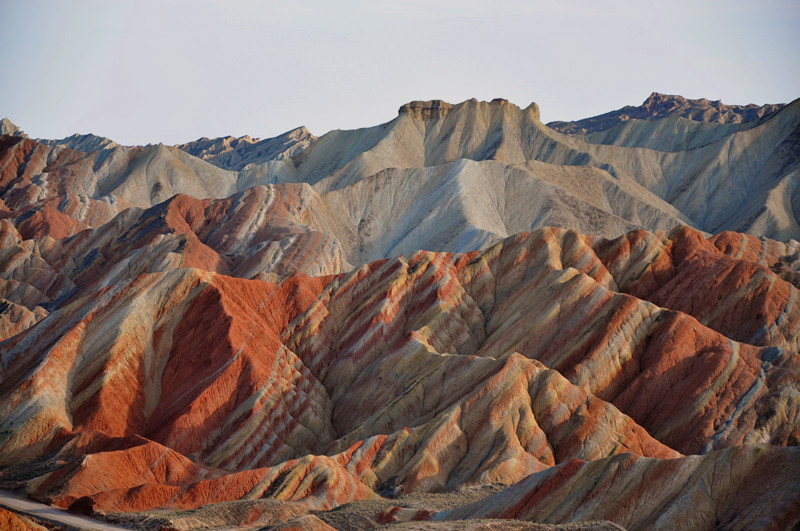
left=1, top=95, right=799, bottom=530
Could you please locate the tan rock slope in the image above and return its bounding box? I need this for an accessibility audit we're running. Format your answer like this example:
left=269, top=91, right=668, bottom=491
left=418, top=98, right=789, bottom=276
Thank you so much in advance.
left=176, top=126, right=316, bottom=171
left=3, top=93, right=799, bottom=266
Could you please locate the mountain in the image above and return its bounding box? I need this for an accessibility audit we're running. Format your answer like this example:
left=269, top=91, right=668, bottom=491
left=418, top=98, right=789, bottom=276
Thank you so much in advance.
left=431, top=445, right=800, bottom=530
left=548, top=92, right=786, bottom=135
left=3, top=95, right=800, bottom=260
left=1, top=227, right=799, bottom=529
left=37, top=133, right=120, bottom=152
left=175, top=126, right=317, bottom=171
left=1, top=94, right=800, bottom=530
left=0, top=118, right=25, bottom=137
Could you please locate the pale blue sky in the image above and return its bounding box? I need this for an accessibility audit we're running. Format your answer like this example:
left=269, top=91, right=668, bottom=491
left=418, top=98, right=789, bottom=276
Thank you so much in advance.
left=2, top=0, right=798, bottom=145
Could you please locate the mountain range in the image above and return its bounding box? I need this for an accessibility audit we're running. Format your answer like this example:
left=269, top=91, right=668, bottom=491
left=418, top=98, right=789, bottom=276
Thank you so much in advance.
left=1, top=93, right=799, bottom=530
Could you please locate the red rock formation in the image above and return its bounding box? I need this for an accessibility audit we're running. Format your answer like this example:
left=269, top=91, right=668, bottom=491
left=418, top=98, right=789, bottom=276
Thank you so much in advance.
left=435, top=445, right=800, bottom=531
left=1, top=228, right=798, bottom=520
left=2, top=97, right=800, bottom=529
left=597, top=226, right=800, bottom=351
left=0, top=508, right=46, bottom=531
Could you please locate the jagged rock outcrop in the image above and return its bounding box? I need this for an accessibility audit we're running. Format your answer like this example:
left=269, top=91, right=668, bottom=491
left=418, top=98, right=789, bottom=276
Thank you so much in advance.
left=398, top=100, right=455, bottom=120
left=0, top=118, right=26, bottom=138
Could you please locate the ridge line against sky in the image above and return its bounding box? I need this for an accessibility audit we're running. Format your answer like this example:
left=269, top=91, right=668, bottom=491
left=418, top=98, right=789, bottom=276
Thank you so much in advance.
left=2, top=0, right=799, bottom=146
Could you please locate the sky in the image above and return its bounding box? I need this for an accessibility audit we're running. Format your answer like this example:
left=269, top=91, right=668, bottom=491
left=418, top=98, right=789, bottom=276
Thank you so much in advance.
left=2, top=0, right=799, bottom=145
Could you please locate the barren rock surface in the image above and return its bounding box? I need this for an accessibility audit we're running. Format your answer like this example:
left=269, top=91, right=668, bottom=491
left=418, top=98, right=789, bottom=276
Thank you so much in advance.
left=1, top=94, right=799, bottom=530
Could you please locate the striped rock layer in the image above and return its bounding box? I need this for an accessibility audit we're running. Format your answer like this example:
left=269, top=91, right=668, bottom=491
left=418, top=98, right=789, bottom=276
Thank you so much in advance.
left=3, top=94, right=800, bottom=273
left=0, top=226, right=799, bottom=530
left=1, top=95, right=799, bottom=529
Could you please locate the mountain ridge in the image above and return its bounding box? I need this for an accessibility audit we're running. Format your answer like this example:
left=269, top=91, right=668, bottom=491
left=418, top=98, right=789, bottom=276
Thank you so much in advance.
left=548, top=91, right=786, bottom=135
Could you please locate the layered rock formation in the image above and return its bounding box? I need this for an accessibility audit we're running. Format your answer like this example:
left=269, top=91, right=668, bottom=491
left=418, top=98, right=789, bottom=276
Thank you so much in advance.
left=1, top=227, right=799, bottom=529
left=434, top=445, right=800, bottom=530
left=3, top=93, right=799, bottom=261
left=1, top=94, right=799, bottom=530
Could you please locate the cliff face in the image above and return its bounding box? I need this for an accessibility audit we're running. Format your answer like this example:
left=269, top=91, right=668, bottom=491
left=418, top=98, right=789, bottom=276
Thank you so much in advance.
left=1, top=95, right=800, bottom=530
left=398, top=99, right=455, bottom=120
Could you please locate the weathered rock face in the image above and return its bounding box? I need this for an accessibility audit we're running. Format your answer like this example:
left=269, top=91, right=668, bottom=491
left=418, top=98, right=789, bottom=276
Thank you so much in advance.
left=1, top=94, right=800, bottom=530
left=1, top=227, right=798, bottom=528
left=398, top=100, right=455, bottom=120
left=435, top=445, right=800, bottom=531
left=175, top=126, right=317, bottom=171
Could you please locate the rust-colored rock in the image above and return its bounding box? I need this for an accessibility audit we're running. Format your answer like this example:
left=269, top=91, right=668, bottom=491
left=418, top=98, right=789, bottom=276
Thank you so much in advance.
left=1, top=227, right=798, bottom=524
left=436, top=445, right=800, bottom=531
left=0, top=508, right=47, bottom=531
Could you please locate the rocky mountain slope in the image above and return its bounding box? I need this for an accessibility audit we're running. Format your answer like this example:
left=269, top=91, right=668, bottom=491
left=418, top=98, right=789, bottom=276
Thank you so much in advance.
left=175, top=126, right=316, bottom=171
left=2, top=93, right=799, bottom=266
left=1, top=94, right=799, bottom=530
left=548, top=92, right=785, bottom=135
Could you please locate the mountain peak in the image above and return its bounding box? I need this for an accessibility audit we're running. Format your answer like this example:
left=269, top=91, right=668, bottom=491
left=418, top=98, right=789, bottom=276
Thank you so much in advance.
left=549, top=92, right=786, bottom=135
left=285, top=126, right=316, bottom=142
left=398, top=98, right=541, bottom=122
left=0, top=117, right=26, bottom=137
left=637, top=92, right=785, bottom=124
left=398, top=100, right=455, bottom=119
left=38, top=132, right=119, bottom=152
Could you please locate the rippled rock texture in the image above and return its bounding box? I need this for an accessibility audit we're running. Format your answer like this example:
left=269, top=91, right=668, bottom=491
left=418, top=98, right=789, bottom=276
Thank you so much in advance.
left=1, top=227, right=799, bottom=529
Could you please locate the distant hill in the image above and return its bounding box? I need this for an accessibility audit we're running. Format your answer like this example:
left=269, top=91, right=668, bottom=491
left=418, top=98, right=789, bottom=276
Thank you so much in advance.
left=548, top=91, right=785, bottom=135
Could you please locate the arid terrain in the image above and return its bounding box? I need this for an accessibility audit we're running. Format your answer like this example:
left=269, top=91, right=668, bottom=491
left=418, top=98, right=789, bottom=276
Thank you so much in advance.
left=1, top=94, right=799, bottom=530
